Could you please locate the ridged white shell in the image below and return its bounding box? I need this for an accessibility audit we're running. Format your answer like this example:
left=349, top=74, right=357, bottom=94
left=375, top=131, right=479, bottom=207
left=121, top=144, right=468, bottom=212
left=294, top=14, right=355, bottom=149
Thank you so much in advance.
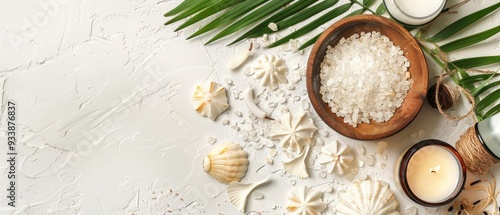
left=282, top=145, right=310, bottom=179
left=336, top=180, right=401, bottom=215
left=203, top=142, right=248, bottom=184
left=192, top=81, right=229, bottom=120
left=318, top=141, right=353, bottom=175
left=228, top=177, right=270, bottom=212
left=269, top=111, right=317, bottom=153
left=252, top=55, right=288, bottom=88
left=285, top=185, right=327, bottom=215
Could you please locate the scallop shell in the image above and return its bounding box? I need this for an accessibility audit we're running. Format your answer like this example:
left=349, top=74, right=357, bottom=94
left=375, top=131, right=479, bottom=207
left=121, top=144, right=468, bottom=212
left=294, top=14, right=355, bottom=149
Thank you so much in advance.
left=285, top=185, right=327, bottom=215
left=252, top=55, right=288, bottom=88
left=318, top=140, right=353, bottom=175
left=336, top=180, right=401, bottom=215
left=282, top=145, right=310, bottom=179
left=192, top=81, right=229, bottom=120
left=203, top=142, right=249, bottom=184
left=269, top=111, right=317, bottom=153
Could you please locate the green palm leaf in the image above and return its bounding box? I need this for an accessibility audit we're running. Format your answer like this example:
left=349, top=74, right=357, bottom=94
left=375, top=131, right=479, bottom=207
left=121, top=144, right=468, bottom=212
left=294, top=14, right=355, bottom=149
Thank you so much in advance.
left=376, top=2, right=387, bottom=15
left=426, top=2, right=500, bottom=42
left=206, top=0, right=294, bottom=44
left=165, top=0, right=219, bottom=25
left=229, top=0, right=316, bottom=46
left=187, top=0, right=269, bottom=40
left=164, top=0, right=200, bottom=17
left=267, top=3, right=352, bottom=48
left=439, top=25, right=500, bottom=53
left=475, top=80, right=500, bottom=97
left=459, top=74, right=498, bottom=86
left=483, top=102, right=500, bottom=119
left=469, top=74, right=496, bottom=96
left=476, top=88, right=500, bottom=113
left=449, top=56, right=500, bottom=70
left=175, top=0, right=244, bottom=31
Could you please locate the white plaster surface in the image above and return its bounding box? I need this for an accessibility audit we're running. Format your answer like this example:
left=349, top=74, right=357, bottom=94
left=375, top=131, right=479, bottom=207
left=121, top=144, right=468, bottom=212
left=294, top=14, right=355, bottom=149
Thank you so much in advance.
left=0, top=0, right=499, bottom=214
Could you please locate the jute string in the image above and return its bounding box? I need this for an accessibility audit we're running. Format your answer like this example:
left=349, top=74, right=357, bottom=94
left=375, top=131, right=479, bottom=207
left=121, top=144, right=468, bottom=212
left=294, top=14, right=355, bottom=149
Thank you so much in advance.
left=447, top=172, right=498, bottom=215
left=456, top=125, right=499, bottom=176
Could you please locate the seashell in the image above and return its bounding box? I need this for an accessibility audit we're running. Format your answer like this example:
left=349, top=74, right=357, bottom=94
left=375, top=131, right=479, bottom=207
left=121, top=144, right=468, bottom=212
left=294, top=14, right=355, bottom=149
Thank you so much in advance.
left=203, top=142, right=249, bottom=184
left=252, top=55, right=288, bottom=88
left=282, top=145, right=310, bottom=179
left=285, top=185, right=327, bottom=215
left=226, top=43, right=252, bottom=70
left=318, top=140, right=353, bottom=175
left=228, top=177, right=270, bottom=212
left=242, top=88, right=268, bottom=119
left=192, top=81, right=229, bottom=120
left=270, top=111, right=317, bottom=153
left=336, top=180, right=401, bottom=215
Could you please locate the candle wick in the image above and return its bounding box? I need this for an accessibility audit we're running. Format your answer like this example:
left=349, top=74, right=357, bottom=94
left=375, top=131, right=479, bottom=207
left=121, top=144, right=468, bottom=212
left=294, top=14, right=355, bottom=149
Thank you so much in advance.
left=430, top=165, right=441, bottom=174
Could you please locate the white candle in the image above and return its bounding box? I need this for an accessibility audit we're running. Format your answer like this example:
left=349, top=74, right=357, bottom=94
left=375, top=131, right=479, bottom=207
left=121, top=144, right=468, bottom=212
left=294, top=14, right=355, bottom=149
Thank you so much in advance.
left=395, top=139, right=466, bottom=206
left=384, top=0, right=446, bottom=26
left=406, top=145, right=460, bottom=203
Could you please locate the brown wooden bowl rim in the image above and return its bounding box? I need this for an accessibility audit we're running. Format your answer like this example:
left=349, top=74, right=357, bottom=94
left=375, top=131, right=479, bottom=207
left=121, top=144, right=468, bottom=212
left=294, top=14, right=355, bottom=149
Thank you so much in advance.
left=306, top=14, right=428, bottom=140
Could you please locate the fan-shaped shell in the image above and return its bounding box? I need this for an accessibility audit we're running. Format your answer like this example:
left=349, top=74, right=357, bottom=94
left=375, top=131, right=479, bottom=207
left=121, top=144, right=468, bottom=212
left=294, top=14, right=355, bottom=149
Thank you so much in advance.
left=203, top=142, right=249, bottom=184
left=269, top=111, right=317, bottom=153
left=285, top=185, right=327, bottom=215
left=192, top=81, right=229, bottom=120
left=336, top=180, right=401, bottom=215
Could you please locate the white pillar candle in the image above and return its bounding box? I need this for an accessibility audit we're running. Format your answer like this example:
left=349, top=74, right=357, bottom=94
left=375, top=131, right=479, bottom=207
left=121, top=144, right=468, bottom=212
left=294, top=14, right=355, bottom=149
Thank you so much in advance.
left=406, top=146, right=460, bottom=203
left=395, top=139, right=466, bottom=206
left=384, top=0, right=446, bottom=26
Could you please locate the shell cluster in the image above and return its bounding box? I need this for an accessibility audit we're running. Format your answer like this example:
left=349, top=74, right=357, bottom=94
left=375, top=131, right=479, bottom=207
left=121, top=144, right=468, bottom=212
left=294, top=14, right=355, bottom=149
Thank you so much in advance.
left=318, top=141, right=353, bottom=175
left=203, top=142, right=249, bottom=184
left=252, top=55, right=288, bottom=88
left=336, top=180, right=401, bottom=215
left=192, top=81, right=229, bottom=120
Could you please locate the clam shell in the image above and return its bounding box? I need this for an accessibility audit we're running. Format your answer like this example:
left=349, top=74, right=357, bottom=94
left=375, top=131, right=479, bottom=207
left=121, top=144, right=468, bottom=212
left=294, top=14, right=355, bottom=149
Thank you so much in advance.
left=336, top=180, right=401, bottom=215
left=203, top=142, right=249, bottom=184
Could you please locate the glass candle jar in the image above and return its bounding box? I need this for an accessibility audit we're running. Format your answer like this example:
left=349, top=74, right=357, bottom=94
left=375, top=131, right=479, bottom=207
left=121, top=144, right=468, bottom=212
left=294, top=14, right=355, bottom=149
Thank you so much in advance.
left=383, top=0, right=447, bottom=26
left=394, top=139, right=466, bottom=206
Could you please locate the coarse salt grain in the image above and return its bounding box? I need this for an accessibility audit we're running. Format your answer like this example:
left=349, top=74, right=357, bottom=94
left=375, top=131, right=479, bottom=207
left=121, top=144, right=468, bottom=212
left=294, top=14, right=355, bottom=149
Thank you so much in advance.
left=319, top=31, right=412, bottom=127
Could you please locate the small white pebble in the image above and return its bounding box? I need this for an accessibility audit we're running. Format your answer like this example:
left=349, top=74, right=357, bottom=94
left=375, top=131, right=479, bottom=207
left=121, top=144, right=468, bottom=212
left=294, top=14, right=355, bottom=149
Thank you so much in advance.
left=268, top=22, right=278, bottom=32
left=265, top=157, right=273, bottom=165
left=292, top=96, right=300, bottom=101
left=251, top=191, right=264, bottom=200
left=357, top=171, right=367, bottom=181
left=379, top=180, right=390, bottom=188
left=326, top=185, right=334, bottom=193
left=224, top=77, right=233, bottom=85
left=404, top=206, right=418, bottom=215
left=234, top=111, right=242, bottom=117
left=299, top=68, right=306, bottom=76
left=319, top=129, right=329, bottom=137
left=318, top=171, right=327, bottom=179
left=292, top=62, right=299, bottom=70
left=356, top=144, right=365, bottom=155
left=207, top=136, right=217, bottom=145
left=268, top=102, right=276, bottom=108
left=381, top=154, right=387, bottom=161
left=366, top=154, right=375, bottom=166
left=302, top=100, right=310, bottom=110
left=316, top=137, right=325, bottom=145
left=221, top=118, right=230, bottom=125
left=262, top=34, right=268, bottom=42
left=251, top=142, right=263, bottom=149
left=270, top=204, right=277, bottom=209
left=243, top=66, right=254, bottom=76
left=411, top=132, right=418, bottom=139
left=405, top=71, right=411, bottom=79
left=358, top=160, right=365, bottom=167
left=290, top=180, right=296, bottom=186
left=345, top=173, right=354, bottom=181
left=265, top=141, right=274, bottom=148
left=377, top=141, right=388, bottom=154
left=380, top=163, right=386, bottom=169
left=269, top=149, right=277, bottom=157
left=424, top=207, right=437, bottom=213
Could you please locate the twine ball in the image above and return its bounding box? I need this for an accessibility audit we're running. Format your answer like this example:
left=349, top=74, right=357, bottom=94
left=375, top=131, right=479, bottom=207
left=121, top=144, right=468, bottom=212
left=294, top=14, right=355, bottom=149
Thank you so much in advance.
left=455, top=125, right=499, bottom=175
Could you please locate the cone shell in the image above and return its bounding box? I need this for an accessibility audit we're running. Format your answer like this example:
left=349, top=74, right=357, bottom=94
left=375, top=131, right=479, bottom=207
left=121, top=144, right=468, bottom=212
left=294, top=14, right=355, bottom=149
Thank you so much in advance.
left=336, top=180, right=401, bottom=215
left=203, top=142, right=249, bottom=184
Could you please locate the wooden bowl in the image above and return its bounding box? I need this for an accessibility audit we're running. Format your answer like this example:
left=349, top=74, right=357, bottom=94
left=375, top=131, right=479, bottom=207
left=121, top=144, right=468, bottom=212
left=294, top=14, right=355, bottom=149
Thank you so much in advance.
left=306, top=15, right=428, bottom=140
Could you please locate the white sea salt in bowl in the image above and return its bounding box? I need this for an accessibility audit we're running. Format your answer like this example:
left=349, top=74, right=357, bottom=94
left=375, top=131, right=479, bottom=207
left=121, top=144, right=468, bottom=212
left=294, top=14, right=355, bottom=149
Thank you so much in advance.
left=306, top=15, right=428, bottom=140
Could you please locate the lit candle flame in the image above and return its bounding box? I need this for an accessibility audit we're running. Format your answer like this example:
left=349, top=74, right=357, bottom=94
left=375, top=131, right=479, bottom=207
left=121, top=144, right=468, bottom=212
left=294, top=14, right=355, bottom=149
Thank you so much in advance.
left=430, top=165, right=441, bottom=174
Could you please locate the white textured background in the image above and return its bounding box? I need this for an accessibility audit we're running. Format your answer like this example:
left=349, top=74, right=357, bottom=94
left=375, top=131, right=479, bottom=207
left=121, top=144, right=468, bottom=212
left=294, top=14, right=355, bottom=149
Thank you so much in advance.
left=0, top=0, right=499, bottom=214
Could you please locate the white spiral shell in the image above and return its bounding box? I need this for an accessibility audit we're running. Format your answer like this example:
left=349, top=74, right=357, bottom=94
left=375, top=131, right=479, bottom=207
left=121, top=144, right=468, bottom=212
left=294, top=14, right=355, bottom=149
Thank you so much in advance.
left=336, top=180, right=401, bottom=215
left=203, top=142, right=249, bottom=184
